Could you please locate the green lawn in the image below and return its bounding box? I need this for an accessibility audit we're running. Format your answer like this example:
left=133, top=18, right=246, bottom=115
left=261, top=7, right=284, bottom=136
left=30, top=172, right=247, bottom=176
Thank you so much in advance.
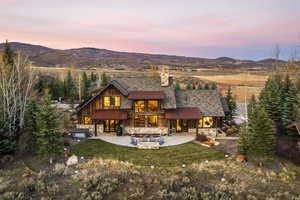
left=70, top=139, right=225, bottom=167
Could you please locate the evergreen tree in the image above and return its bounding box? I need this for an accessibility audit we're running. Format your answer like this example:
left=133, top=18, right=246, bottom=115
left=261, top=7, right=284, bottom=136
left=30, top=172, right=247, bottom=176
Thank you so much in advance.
left=211, top=83, right=217, bottom=90
left=197, top=84, right=203, bottom=90
left=174, top=80, right=180, bottom=91
left=186, top=83, right=192, bottom=90
left=192, top=83, right=196, bottom=90
left=2, top=40, right=15, bottom=67
left=238, top=124, right=250, bottom=155
left=259, top=75, right=283, bottom=126
left=0, top=119, right=15, bottom=155
left=19, top=99, right=39, bottom=153
left=281, top=75, right=299, bottom=131
left=90, top=72, right=98, bottom=82
left=225, top=87, right=237, bottom=122
left=204, top=83, right=210, bottom=89
left=247, top=105, right=276, bottom=157
left=101, top=72, right=108, bottom=86
left=247, top=95, right=257, bottom=118
left=34, top=90, right=63, bottom=163
left=65, top=71, right=77, bottom=101
left=50, top=78, right=64, bottom=100
left=82, top=72, right=91, bottom=100
left=293, top=94, right=300, bottom=122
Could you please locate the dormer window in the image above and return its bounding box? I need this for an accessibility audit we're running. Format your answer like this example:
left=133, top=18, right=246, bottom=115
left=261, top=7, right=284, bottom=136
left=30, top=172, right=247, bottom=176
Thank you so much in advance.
left=103, top=96, right=121, bottom=108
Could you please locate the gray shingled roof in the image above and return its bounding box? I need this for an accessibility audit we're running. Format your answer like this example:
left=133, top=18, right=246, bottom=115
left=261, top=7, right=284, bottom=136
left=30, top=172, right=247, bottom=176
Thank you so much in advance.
left=112, top=77, right=176, bottom=109
left=176, top=90, right=225, bottom=117
left=77, top=76, right=176, bottom=111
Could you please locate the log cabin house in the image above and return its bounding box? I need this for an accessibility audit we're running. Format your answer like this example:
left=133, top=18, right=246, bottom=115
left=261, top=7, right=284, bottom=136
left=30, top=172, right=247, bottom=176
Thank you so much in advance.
left=76, top=70, right=228, bottom=137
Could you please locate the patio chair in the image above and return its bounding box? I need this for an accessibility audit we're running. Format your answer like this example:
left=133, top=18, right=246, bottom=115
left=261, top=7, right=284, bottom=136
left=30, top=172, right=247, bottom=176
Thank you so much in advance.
left=159, top=137, right=164, bottom=145
left=142, top=136, right=147, bottom=142
left=131, top=136, right=137, bottom=145
left=150, top=136, right=154, bottom=142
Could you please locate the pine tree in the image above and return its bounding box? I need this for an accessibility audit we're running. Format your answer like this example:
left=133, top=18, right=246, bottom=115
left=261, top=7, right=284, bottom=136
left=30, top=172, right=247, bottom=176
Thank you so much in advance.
left=65, top=71, right=77, bottom=101
left=259, top=75, right=283, bottom=124
left=281, top=75, right=298, bottom=130
left=247, top=105, right=276, bottom=157
left=197, top=84, right=203, bottom=90
left=204, top=83, right=210, bottom=89
left=192, top=83, right=196, bottom=90
left=211, top=83, right=217, bottom=90
left=247, top=95, right=257, bottom=118
left=82, top=72, right=91, bottom=100
left=2, top=40, right=15, bottom=67
left=186, top=83, right=192, bottom=90
left=101, top=72, right=108, bottom=86
left=225, top=87, right=237, bottom=122
left=34, top=90, right=63, bottom=163
left=174, top=80, right=180, bottom=91
left=238, top=124, right=250, bottom=155
left=50, top=78, right=64, bottom=100
left=0, top=119, right=15, bottom=155
left=90, top=72, right=98, bottom=82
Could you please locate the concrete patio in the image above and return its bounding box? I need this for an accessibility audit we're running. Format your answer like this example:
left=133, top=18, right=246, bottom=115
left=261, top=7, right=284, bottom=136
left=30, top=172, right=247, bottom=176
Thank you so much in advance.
left=91, top=134, right=196, bottom=148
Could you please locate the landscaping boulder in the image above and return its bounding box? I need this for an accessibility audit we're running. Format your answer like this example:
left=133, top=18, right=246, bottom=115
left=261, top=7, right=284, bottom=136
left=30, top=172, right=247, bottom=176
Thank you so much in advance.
left=66, top=155, right=78, bottom=166
left=63, top=167, right=73, bottom=176
left=0, top=177, right=11, bottom=193
left=54, top=163, right=66, bottom=174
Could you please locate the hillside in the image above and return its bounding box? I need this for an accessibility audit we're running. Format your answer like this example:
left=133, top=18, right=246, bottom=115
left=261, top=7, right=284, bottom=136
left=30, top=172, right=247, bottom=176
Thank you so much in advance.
left=0, top=42, right=286, bottom=69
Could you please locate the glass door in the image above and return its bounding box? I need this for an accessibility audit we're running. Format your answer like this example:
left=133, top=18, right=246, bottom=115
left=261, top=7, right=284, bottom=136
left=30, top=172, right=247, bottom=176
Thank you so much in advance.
left=104, top=120, right=120, bottom=132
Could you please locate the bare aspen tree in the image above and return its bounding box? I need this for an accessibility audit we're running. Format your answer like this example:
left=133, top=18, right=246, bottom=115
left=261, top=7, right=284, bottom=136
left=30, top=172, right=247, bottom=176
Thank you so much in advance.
left=0, top=52, right=36, bottom=135
left=78, top=73, right=82, bottom=101
left=273, top=44, right=281, bottom=72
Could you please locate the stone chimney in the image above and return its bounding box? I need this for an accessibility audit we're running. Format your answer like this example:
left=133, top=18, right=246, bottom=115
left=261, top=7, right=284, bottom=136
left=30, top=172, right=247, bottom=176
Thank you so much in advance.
left=160, top=66, right=170, bottom=87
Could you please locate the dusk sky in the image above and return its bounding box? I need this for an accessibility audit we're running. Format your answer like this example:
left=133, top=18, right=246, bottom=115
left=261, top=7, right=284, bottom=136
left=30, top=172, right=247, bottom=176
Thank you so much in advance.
left=1, top=0, right=300, bottom=60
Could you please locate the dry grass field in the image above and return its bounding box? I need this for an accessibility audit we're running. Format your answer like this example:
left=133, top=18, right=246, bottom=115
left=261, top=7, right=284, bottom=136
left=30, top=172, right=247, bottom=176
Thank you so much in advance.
left=32, top=66, right=268, bottom=103
left=194, top=73, right=268, bottom=87
left=192, top=73, right=267, bottom=103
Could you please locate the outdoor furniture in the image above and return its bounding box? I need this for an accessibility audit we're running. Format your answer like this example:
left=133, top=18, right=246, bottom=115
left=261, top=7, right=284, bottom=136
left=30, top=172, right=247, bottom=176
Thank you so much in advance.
left=137, top=142, right=160, bottom=149
left=130, top=136, right=138, bottom=145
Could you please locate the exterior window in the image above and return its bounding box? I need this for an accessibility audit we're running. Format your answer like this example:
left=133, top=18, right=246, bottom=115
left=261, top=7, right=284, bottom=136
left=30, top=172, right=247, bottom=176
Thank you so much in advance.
left=134, top=101, right=145, bottom=112
left=199, top=117, right=214, bottom=128
left=148, top=100, right=159, bottom=112
left=104, top=97, right=111, bottom=107
left=134, top=115, right=145, bottom=127
left=103, top=96, right=121, bottom=107
left=84, top=116, right=92, bottom=124
left=115, top=96, right=121, bottom=106
left=199, top=118, right=203, bottom=127
left=148, top=115, right=158, bottom=127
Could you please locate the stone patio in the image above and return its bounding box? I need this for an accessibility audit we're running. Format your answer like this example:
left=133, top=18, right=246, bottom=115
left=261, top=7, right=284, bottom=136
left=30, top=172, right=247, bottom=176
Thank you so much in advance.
left=91, top=134, right=196, bottom=148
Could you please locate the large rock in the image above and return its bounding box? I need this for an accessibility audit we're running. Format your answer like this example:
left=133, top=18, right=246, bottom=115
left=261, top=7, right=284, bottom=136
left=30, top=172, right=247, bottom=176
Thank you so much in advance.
left=0, top=177, right=11, bottom=193
left=54, top=163, right=66, bottom=174
left=66, top=155, right=78, bottom=166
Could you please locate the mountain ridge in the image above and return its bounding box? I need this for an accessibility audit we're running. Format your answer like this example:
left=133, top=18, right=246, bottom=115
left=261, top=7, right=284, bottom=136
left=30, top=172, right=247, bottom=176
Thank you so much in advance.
left=0, top=42, right=286, bottom=69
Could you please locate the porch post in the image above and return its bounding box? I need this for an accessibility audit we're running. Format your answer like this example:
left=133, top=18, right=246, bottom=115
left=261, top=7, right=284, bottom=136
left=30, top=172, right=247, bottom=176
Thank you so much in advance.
left=167, top=120, right=170, bottom=136
left=196, top=119, right=199, bottom=136
left=94, top=120, right=97, bottom=136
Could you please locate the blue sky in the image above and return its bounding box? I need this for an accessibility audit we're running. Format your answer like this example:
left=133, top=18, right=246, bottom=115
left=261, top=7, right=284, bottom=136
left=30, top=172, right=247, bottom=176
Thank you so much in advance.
left=0, top=0, right=300, bottom=60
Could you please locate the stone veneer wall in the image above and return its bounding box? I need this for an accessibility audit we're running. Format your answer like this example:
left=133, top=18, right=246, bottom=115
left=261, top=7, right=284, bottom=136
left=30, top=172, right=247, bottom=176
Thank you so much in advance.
left=97, top=124, right=104, bottom=135
left=76, top=124, right=95, bottom=135
left=198, top=128, right=217, bottom=138
left=188, top=128, right=197, bottom=133
left=124, top=127, right=168, bottom=135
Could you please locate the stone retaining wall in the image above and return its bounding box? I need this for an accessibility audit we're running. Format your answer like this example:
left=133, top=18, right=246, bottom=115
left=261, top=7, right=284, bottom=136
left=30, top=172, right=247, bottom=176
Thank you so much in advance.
left=124, top=127, right=168, bottom=135
left=198, top=128, right=217, bottom=138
